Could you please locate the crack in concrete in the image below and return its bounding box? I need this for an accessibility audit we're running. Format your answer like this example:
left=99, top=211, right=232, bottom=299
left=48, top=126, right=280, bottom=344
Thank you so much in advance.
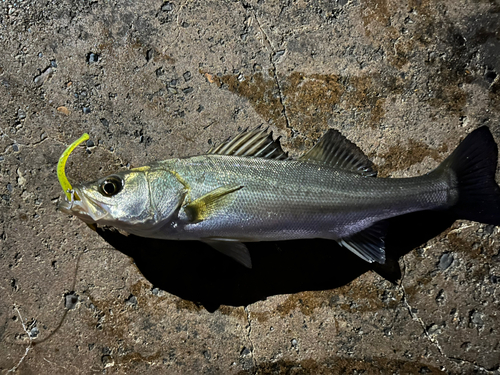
left=399, top=259, right=446, bottom=358
left=244, top=306, right=257, bottom=369
left=246, top=4, right=293, bottom=134
left=398, top=259, right=495, bottom=373
left=7, top=306, right=33, bottom=373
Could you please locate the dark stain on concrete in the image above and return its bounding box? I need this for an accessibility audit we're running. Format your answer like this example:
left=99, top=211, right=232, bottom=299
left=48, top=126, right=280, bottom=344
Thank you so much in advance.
left=202, top=70, right=286, bottom=129
left=376, top=139, right=448, bottom=176
left=218, top=305, right=248, bottom=323
left=175, top=298, right=203, bottom=312
left=236, top=357, right=445, bottom=374
left=272, top=277, right=399, bottom=318
left=120, top=350, right=163, bottom=365
left=203, top=70, right=394, bottom=140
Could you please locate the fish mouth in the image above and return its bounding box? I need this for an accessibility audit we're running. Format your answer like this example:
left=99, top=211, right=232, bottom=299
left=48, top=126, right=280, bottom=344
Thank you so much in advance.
left=58, top=187, right=109, bottom=224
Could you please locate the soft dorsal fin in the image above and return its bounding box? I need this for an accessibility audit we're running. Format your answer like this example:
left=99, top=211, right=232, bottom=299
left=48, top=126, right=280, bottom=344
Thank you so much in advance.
left=299, top=129, right=377, bottom=177
left=208, top=127, right=288, bottom=160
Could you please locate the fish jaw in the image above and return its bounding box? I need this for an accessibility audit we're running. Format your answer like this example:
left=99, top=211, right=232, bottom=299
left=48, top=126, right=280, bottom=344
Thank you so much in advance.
left=58, top=187, right=110, bottom=224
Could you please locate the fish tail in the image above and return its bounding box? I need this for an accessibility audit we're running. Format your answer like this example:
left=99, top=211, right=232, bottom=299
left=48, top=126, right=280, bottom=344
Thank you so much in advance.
left=440, top=126, right=500, bottom=225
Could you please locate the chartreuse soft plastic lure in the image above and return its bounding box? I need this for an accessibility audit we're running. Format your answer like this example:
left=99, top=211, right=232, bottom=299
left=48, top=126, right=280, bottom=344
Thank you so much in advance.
left=57, top=133, right=89, bottom=200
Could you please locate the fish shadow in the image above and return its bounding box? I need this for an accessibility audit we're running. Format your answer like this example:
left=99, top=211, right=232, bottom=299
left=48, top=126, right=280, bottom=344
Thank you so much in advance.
left=97, top=211, right=455, bottom=312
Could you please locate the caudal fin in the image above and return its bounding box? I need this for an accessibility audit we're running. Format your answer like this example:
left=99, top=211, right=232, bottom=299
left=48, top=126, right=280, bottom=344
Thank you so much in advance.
left=440, top=126, right=500, bottom=226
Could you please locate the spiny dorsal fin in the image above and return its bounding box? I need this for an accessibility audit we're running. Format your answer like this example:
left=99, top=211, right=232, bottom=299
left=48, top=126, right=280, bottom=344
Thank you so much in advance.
left=184, top=184, right=243, bottom=223
left=208, top=127, right=288, bottom=160
left=299, top=129, right=377, bottom=177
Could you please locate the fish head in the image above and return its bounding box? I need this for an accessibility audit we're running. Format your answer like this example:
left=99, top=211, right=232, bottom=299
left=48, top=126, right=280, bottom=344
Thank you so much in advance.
left=58, top=167, right=186, bottom=233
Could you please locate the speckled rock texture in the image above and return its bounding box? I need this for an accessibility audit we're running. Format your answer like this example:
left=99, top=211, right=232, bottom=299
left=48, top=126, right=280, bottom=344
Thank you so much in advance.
left=1, top=0, right=500, bottom=374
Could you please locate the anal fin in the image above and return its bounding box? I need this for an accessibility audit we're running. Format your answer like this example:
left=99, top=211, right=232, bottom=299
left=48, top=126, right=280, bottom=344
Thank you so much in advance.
left=338, top=221, right=387, bottom=264
left=203, top=239, right=252, bottom=268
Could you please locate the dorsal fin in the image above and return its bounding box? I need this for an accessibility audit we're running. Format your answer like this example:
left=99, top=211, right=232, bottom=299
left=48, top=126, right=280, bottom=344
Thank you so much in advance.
left=208, top=128, right=288, bottom=160
left=299, top=129, right=377, bottom=177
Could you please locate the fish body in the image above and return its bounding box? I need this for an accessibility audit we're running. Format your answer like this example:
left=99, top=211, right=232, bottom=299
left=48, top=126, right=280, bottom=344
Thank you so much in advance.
left=59, top=127, right=500, bottom=268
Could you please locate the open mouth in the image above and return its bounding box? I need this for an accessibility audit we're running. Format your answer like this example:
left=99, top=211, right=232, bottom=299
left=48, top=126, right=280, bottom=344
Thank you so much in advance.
left=58, top=187, right=108, bottom=223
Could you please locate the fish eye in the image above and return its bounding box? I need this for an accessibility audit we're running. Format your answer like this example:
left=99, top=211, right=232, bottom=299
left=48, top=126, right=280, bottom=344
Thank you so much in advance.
left=99, top=176, right=123, bottom=197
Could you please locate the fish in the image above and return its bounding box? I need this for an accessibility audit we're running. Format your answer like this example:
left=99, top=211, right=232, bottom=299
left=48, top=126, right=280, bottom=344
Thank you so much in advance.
left=58, top=126, right=500, bottom=268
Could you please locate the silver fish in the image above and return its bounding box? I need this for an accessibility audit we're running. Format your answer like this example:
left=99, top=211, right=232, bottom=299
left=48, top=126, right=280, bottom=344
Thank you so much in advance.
left=58, top=126, right=500, bottom=268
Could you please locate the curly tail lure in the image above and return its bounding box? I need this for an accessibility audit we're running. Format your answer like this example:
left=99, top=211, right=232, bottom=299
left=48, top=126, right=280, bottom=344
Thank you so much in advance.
left=57, top=133, right=89, bottom=200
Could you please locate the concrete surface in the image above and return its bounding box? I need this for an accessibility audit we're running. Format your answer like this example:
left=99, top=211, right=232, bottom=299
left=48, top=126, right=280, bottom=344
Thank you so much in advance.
left=1, top=0, right=500, bottom=373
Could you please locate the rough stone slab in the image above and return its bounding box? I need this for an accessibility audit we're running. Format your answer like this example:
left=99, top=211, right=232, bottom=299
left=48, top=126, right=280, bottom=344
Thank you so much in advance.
left=1, top=0, right=499, bottom=374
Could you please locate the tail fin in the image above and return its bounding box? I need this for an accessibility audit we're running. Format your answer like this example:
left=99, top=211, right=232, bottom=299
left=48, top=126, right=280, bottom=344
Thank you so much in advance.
left=440, top=126, right=500, bottom=226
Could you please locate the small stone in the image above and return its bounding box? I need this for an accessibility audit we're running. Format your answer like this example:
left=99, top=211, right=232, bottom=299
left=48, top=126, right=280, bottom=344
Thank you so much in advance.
left=33, top=67, right=54, bottom=86
left=6, top=183, right=12, bottom=192
left=161, top=2, right=173, bottom=11
left=50, top=59, right=57, bottom=68
left=273, top=50, right=285, bottom=61
left=86, top=140, right=95, bottom=148
left=125, top=294, right=137, bottom=306
left=197, top=105, right=204, bottom=112
left=438, top=252, right=453, bottom=270
left=82, top=107, right=91, bottom=114
left=291, top=338, right=298, bottom=348
left=17, top=109, right=26, bottom=119
left=203, top=350, right=211, bottom=360
left=29, top=326, right=39, bottom=338
left=426, top=323, right=441, bottom=335
left=12, top=144, right=19, bottom=152
left=204, top=73, right=216, bottom=83
left=57, top=106, right=70, bottom=115
left=169, top=79, right=178, bottom=87
left=156, top=68, right=164, bottom=77
left=240, top=347, right=251, bottom=357
left=101, top=355, right=114, bottom=368
left=469, top=310, right=484, bottom=329
left=182, top=87, right=194, bottom=94
left=100, top=118, right=109, bottom=127
left=146, top=49, right=154, bottom=62
left=87, top=52, right=99, bottom=63
left=435, top=289, right=445, bottom=305
left=65, top=292, right=78, bottom=309
left=183, top=71, right=191, bottom=82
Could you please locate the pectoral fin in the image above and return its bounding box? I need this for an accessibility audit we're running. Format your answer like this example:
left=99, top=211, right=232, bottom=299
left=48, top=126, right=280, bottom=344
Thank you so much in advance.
left=337, top=221, right=387, bottom=264
left=202, top=239, right=252, bottom=268
left=184, top=185, right=243, bottom=223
